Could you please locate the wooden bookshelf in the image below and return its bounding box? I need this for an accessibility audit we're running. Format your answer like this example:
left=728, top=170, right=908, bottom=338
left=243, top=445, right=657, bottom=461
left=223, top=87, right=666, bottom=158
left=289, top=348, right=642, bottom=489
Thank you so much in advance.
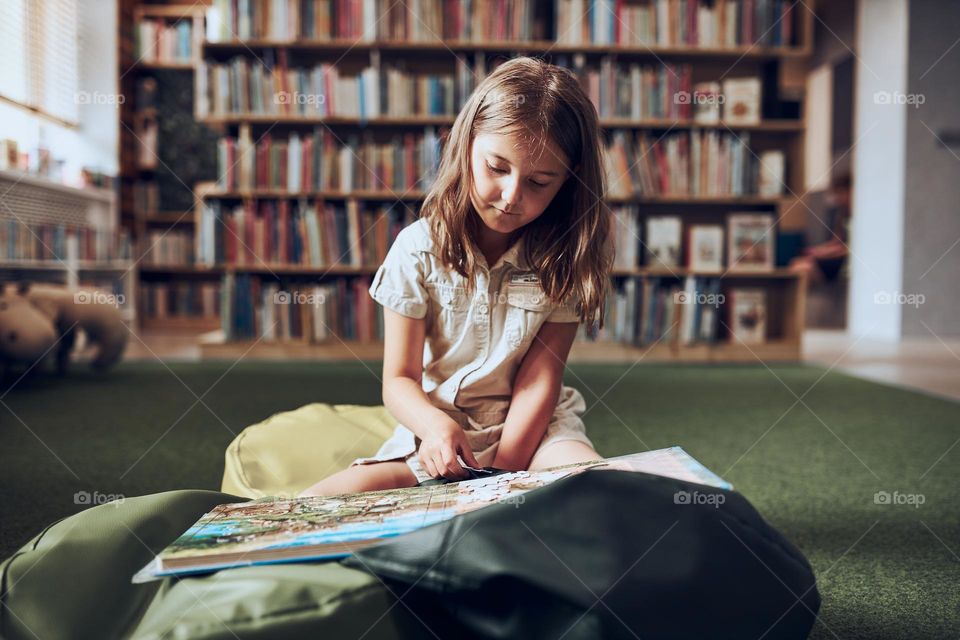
left=197, top=114, right=804, bottom=132
left=130, top=0, right=815, bottom=362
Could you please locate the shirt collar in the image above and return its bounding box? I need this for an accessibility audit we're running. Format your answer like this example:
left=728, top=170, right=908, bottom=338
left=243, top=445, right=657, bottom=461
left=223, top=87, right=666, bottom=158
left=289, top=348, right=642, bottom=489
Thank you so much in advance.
left=497, top=233, right=527, bottom=270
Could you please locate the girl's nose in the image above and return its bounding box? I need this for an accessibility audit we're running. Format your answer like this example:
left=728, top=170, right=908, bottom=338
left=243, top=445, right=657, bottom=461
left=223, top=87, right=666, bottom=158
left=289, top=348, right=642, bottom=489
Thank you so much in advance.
left=501, top=176, right=522, bottom=209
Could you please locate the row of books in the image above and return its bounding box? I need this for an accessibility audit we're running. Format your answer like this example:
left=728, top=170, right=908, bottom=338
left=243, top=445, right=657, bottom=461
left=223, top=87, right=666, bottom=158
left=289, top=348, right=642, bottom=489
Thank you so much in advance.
left=218, top=272, right=769, bottom=346
left=140, top=230, right=195, bottom=266
left=604, top=130, right=785, bottom=197
left=197, top=200, right=416, bottom=267
left=216, top=127, right=442, bottom=193
left=199, top=53, right=765, bottom=125
left=0, top=221, right=131, bottom=263
left=141, top=282, right=220, bottom=320
left=586, top=276, right=766, bottom=346
left=563, top=58, right=695, bottom=121
left=644, top=213, right=777, bottom=272
left=136, top=18, right=194, bottom=62
left=222, top=273, right=379, bottom=342
left=205, top=0, right=544, bottom=43
left=199, top=54, right=476, bottom=119
left=556, top=0, right=796, bottom=47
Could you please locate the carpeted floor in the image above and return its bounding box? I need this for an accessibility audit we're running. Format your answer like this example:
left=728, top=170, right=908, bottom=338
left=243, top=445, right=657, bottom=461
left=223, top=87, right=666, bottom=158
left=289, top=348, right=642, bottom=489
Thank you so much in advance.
left=1, top=361, right=958, bottom=639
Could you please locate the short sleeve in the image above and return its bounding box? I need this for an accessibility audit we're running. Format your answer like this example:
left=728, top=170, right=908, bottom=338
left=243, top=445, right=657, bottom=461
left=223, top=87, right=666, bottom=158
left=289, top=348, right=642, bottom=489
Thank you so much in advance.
left=546, top=291, right=582, bottom=323
left=368, top=226, right=429, bottom=319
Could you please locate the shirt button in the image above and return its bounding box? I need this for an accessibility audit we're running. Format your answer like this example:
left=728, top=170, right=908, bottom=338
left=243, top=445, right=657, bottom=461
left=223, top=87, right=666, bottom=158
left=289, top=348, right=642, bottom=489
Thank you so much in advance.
left=479, top=305, right=488, bottom=313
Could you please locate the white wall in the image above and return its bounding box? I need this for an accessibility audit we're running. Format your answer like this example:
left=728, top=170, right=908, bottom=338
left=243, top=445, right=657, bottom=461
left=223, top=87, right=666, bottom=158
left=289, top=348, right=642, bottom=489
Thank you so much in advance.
left=848, top=0, right=909, bottom=340
left=0, top=1, right=118, bottom=186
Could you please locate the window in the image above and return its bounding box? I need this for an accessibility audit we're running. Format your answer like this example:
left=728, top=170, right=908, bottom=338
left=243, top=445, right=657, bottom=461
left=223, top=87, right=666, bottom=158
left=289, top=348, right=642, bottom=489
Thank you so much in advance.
left=0, top=0, right=80, bottom=125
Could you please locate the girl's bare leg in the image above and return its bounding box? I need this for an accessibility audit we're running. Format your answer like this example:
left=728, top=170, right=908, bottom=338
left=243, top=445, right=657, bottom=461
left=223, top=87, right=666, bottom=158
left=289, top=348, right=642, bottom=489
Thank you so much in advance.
left=298, top=461, right=418, bottom=497
left=528, top=441, right=602, bottom=471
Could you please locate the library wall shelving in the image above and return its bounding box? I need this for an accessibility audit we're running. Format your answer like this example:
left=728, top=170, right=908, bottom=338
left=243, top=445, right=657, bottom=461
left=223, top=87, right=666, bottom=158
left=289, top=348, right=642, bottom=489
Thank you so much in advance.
left=0, top=169, right=136, bottom=324
left=126, top=0, right=815, bottom=363
left=119, top=1, right=221, bottom=332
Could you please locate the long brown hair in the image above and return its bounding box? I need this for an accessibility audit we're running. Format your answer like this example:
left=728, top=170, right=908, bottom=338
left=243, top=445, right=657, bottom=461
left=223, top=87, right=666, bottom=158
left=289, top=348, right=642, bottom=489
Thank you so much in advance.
left=420, top=56, right=612, bottom=330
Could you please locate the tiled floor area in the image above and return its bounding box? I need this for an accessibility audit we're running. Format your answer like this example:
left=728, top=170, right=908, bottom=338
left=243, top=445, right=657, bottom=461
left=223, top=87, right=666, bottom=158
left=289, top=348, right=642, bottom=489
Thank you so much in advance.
left=123, top=329, right=960, bottom=403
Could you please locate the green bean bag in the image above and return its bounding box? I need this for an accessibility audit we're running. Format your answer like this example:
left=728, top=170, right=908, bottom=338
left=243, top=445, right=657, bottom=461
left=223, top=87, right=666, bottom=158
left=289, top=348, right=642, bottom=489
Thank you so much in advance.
left=0, top=490, right=414, bottom=640
left=221, top=403, right=398, bottom=498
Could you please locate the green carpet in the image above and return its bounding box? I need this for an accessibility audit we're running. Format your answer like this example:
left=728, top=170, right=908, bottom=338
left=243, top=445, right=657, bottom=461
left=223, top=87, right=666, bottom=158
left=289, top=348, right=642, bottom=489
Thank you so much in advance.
left=2, top=361, right=958, bottom=639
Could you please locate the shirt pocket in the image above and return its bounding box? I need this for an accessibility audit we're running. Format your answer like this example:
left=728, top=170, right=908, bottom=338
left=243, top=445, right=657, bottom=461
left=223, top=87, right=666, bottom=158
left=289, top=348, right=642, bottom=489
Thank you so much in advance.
left=425, top=282, right=470, bottom=342
left=504, top=284, right=553, bottom=349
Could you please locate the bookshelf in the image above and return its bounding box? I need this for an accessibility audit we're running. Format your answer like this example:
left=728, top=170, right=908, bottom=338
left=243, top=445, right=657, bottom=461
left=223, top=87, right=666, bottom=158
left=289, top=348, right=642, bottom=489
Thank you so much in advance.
left=126, top=0, right=814, bottom=362
left=119, top=2, right=221, bottom=332
left=0, top=169, right=136, bottom=323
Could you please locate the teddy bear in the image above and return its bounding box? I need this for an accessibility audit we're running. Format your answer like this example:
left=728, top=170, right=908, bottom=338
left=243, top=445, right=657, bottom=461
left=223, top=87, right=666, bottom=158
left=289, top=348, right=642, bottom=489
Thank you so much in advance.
left=0, top=281, right=128, bottom=374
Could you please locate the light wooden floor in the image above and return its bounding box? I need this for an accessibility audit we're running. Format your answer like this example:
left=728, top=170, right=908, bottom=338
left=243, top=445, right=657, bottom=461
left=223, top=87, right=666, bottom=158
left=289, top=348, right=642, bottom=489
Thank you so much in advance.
left=122, top=329, right=960, bottom=402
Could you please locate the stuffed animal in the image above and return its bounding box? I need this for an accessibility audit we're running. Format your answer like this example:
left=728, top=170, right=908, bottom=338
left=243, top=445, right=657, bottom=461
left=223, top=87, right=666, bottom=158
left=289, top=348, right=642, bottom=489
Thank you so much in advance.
left=0, top=281, right=128, bottom=374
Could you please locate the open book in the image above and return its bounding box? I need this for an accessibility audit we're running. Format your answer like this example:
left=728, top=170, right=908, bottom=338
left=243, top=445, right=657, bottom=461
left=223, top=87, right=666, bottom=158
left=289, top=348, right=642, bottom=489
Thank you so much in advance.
left=133, top=446, right=730, bottom=583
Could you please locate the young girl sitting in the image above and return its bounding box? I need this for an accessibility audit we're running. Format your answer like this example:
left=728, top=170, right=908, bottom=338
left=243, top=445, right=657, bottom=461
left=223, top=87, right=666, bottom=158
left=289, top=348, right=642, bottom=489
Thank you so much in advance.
left=300, top=56, right=613, bottom=497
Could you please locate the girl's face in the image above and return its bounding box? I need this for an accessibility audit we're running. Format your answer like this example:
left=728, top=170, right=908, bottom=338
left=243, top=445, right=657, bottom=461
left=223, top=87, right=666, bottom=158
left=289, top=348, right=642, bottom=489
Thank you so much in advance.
left=469, top=131, right=573, bottom=238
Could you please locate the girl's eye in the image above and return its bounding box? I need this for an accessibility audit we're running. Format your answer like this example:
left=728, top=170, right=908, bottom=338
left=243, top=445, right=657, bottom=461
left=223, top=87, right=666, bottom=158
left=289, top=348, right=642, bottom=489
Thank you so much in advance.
left=486, top=162, right=548, bottom=188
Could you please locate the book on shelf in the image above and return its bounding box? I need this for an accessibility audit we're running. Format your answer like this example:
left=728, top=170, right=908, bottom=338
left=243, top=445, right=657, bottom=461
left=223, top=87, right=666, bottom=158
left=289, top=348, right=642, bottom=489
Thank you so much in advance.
left=0, top=139, right=20, bottom=171
left=555, top=0, right=796, bottom=47
left=136, top=17, right=193, bottom=62
left=677, top=276, right=723, bottom=344
left=197, top=200, right=415, bottom=269
left=722, top=77, right=762, bottom=125
left=757, top=150, right=785, bottom=196
left=687, top=224, right=724, bottom=272
left=645, top=216, right=683, bottom=270
left=692, top=82, right=722, bottom=124
left=140, top=229, right=195, bottom=266
left=220, top=273, right=378, bottom=342
left=135, top=117, right=159, bottom=170
left=727, top=212, right=775, bottom=271
left=604, top=129, right=759, bottom=198
left=610, top=205, right=640, bottom=270
left=141, top=282, right=220, bottom=320
left=729, top=287, right=767, bottom=344
left=204, top=0, right=544, bottom=43
left=216, top=127, right=442, bottom=193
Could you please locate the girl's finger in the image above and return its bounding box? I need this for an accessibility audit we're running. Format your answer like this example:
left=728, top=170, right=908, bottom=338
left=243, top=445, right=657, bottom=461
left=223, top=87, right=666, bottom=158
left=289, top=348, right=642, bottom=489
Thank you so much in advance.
left=459, top=444, right=481, bottom=469
left=441, top=449, right=466, bottom=479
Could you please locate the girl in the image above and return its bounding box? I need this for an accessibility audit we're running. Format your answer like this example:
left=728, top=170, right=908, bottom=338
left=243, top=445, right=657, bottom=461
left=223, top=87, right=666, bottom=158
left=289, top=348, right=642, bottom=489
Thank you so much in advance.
left=300, top=57, right=613, bottom=497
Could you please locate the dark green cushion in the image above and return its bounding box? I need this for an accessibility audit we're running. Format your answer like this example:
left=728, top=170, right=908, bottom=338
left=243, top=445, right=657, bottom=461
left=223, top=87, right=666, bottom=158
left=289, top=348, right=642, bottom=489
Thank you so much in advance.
left=0, top=490, right=413, bottom=640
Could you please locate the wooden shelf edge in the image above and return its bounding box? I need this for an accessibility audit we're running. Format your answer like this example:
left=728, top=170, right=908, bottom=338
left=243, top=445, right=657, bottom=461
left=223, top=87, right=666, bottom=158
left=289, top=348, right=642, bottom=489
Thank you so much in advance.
left=196, top=336, right=801, bottom=363
left=202, top=39, right=811, bottom=59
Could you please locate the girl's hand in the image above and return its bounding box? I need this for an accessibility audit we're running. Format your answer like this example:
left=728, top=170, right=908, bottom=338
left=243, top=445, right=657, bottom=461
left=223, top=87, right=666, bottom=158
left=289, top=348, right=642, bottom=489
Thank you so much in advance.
left=418, top=419, right=482, bottom=480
